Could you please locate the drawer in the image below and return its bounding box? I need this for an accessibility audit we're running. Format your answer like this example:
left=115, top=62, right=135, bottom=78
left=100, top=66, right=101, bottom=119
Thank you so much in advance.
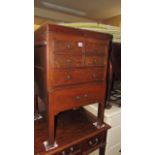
left=53, top=84, right=105, bottom=113
left=52, top=68, right=104, bottom=86
left=51, top=32, right=84, bottom=54
left=53, top=40, right=83, bottom=54
left=85, top=42, right=107, bottom=55
left=84, top=132, right=106, bottom=153
left=57, top=143, right=83, bottom=155
left=53, top=55, right=83, bottom=68
left=85, top=56, right=105, bottom=66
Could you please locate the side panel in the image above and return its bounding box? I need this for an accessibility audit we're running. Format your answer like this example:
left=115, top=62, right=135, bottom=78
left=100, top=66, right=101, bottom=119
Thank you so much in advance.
left=34, top=33, right=48, bottom=103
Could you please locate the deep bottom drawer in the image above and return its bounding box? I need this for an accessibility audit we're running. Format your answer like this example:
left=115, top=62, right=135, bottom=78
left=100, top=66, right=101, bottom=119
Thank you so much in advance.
left=53, top=83, right=105, bottom=114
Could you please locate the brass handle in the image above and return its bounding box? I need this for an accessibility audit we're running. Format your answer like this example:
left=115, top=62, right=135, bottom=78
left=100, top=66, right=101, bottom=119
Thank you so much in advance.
left=93, top=59, right=97, bottom=64
left=66, top=59, right=71, bottom=63
left=66, top=75, right=71, bottom=80
left=67, top=43, right=71, bottom=49
left=75, top=96, right=81, bottom=100
left=70, top=147, right=74, bottom=152
left=92, top=74, right=96, bottom=78
left=84, top=94, right=88, bottom=97
left=89, top=138, right=99, bottom=146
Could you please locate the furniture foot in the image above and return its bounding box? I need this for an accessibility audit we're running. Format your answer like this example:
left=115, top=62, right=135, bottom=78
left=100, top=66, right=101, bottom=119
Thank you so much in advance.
left=93, top=122, right=105, bottom=129
left=34, top=95, right=43, bottom=121
left=43, top=140, right=58, bottom=151
left=34, top=113, right=43, bottom=121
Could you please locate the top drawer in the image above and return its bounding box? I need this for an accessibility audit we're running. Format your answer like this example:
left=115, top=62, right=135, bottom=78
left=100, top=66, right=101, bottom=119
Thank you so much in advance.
left=53, top=40, right=84, bottom=54
left=85, top=41, right=108, bottom=55
left=52, top=33, right=84, bottom=54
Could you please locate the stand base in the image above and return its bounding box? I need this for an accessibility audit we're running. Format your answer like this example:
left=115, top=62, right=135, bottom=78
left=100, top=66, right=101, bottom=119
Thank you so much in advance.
left=43, top=140, right=58, bottom=151
left=93, top=122, right=105, bottom=129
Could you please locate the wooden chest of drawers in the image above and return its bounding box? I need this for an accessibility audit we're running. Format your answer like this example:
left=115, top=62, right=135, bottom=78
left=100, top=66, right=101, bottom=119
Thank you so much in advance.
left=34, top=24, right=112, bottom=148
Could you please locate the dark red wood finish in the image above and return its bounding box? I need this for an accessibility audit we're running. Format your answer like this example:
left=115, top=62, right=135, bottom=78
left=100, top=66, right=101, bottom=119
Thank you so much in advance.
left=34, top=108, right=110, bottom=155
left=34, top=24, right=112, bottom=146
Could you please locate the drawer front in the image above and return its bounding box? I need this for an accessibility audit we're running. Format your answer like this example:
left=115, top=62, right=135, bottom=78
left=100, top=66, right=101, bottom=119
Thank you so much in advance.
left=85, top=42, right=107, bottom=55
left=57, top=143, right=82, bottom=155
left=84, top=132, right=106, bottom=152
left=53, top=55, right=83, bottom=68
left=53, top=40, right=83, bottom=54
left=52, top=68, right=104, bottom=86
left=85, top=56, right=105, bottom=67
left=51, top=33, right=84, bottom=54
left=53, top=84, right=105, bottom=113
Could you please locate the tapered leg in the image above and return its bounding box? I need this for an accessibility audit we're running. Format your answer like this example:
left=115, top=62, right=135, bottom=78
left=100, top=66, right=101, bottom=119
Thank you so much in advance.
left=99, top=145, right=105, bottom=155
left=97, top=102, right=105, bottom=127
left=47, top=104, right=55, bottom=145
left=43, top=96, right=58, bottom=151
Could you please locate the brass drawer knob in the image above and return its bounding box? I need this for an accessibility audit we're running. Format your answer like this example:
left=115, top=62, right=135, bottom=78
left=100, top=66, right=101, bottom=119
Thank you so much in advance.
left=75, top=96, right=81, bottom=100
left=93, top=59, right=97, bottom=64
left=67, top=43, right=71, bottom=49
left=66, top=75, right=71, bottom=80
left=61, top=151, right=66, bottom=155
left=70, top=147, right=74, bottom=152
left=89, top=138, right=99, bottom=146
left=66, top=59, right=71, bottom=63
left=92, top=74, right=96, bottom=78
left=84, top=94, right=88, bottom=97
